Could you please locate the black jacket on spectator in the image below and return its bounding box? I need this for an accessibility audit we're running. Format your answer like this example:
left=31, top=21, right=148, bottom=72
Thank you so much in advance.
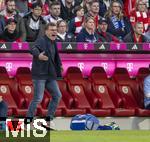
left=0, top=29, right=21, bottom=42
left=0, top=12, right=26, bottom=41
left=76, top=28, right=100, bottom=43
left=31, top=35, right=62, bottom=80
left=56, top=33, right=75, bottom=42
left=23, top=13, right=46, bottom=42
left=59, top=0, right=81, bottom=22
left=123, top=32, right=149, bottom=43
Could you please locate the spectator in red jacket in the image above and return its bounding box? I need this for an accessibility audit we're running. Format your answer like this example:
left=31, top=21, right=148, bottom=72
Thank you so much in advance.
left=0, top=18, right=22, bottom=42
left=129, top=0, right=149, bottom=33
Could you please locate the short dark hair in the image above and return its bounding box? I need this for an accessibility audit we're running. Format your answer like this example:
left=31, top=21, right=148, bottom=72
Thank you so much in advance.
left=50, top=1, right=61, bottom=9
left=5, top=0, right=15, bottom=5
left=74, top=5, right=84, bottom=14
left=45, top=22, right=57, bottom=31
left=31, top=2, right=42, bottom=9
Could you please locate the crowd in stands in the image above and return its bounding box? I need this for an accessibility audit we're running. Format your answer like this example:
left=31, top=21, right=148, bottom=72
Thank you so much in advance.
left=0, top=0, right=149, bottom=43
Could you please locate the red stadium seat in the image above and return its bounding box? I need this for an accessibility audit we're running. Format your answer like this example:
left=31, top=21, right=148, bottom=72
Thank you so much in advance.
left=15, top=67, right=47, bottom=116
left=90, top=67, right=135, bottom=116
left=0, top=67, right=18, bottom=116
left=58, top=80, right=86, bottom=116
left=112, top=68, right=150, bottom=116
left=65, top=67, right=111, bottom=116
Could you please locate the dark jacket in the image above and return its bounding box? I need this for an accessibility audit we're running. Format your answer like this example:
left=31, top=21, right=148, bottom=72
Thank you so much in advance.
left=106, top=16, right=131, bottom=41
left=31, top=35, right=62, bottom=80
left=23, top=13, right=46, bottom=42
left=76, top=28, right=100, bottom=43
left=123, top=32, right=149, bottom=43
left=56, top=33, right=75, bottom=42
left=0, top=13, right=26, bottom=41
left=97, top=30, right=120, bottom=42
left=0, top=29, right=21, bottom=42
left=59, top=0, right=81, bottom=22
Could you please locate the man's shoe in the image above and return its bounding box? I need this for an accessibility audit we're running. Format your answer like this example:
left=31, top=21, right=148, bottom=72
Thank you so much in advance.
left=41, top=120, right=56, bottom=131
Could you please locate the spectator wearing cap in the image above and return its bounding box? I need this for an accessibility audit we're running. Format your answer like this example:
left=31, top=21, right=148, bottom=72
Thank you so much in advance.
left=124, top=22, right=149, bottom=42
left=0, top=18, right=22, bottom=42
left=105, top=0, right=131, bottom=41
left=68, top=5, right=84, bottom=36
left=59, top=0, right=81, bottom=22
left=23, top=2, right=46, bottom=42
left=56, top=20, right=75, bottom=42
left=76, top=17, right=100, bottom=43
left=97, top=17, right=119, bottom=42
left=0, top=0, right=26, bottom=41
left=44, top=1, right=62, bottom=24
left=129, top=0, right=149, bottom=33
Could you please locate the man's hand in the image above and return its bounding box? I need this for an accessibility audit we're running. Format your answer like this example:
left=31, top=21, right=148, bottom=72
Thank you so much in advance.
left=0, top=96, right=2, bottom=102
left=38, top=52, right=48, bottom=61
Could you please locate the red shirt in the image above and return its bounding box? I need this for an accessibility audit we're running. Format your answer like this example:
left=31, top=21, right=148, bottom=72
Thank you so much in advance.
left=130, top=9, right=149, bottom=32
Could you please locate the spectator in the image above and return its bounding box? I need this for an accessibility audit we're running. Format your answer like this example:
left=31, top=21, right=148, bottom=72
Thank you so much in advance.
left=129, top=0, right=149, bottom=33
left=105, top=0, right=131, bottom=41
left=98, top=0, right=112, bottom=17
left=85, top=0, right=101, bottom=29
left=124, top=22, right=149, bottom=42
left=76, top=16, right=98, bottom=43
left=0, top=0, right=26, bottom=41
left=59, top=0, right=81, bottom=22
left=28, top=0, right=51, bottom=16
left=0, top=18, right=22, bottom=42
left=80, top=0, right=92, bottom=13
left=144, top=75, right=150, bottom=109
left=23, top=2, right=46, bottom=42
left=44, top=1, right=62, bottom=24
left=97, top=17, right=119, bottom=42
left=0, top=0, right=5, bottom=12
left=68, top=5, right=84, bottom=36
left=56, top=20, right=75, bottom=42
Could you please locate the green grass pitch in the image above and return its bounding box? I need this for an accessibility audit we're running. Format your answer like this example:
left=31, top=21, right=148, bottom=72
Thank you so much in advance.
left=0, top=130, right=150, bottom=142
left=50, top=130, right=150, bottom=142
